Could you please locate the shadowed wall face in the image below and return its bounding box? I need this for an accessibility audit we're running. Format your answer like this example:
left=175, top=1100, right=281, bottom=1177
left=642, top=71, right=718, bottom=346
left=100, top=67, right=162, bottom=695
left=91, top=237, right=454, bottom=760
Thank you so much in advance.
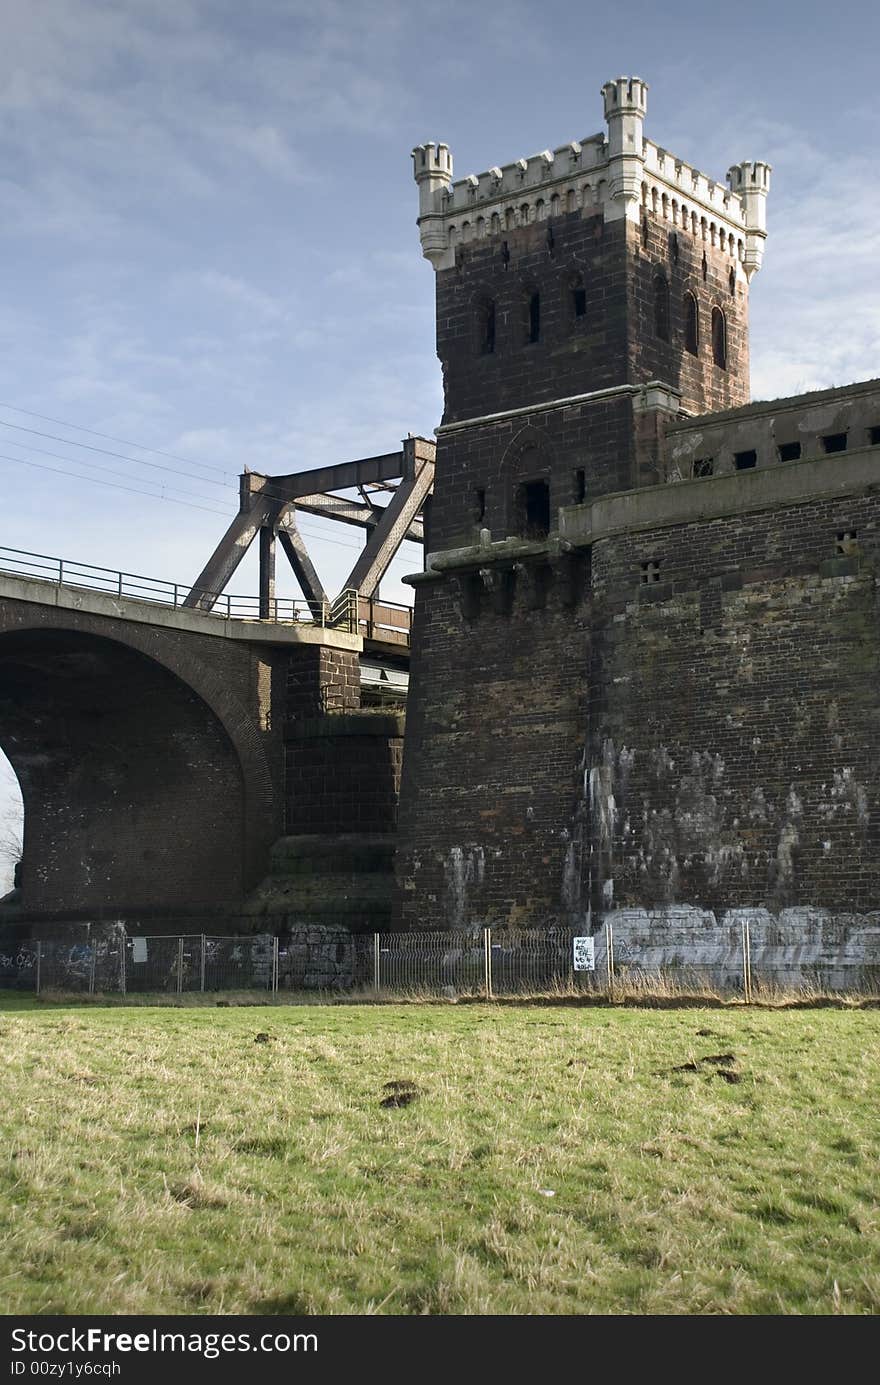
left=0, top=629, right=246, bottom=918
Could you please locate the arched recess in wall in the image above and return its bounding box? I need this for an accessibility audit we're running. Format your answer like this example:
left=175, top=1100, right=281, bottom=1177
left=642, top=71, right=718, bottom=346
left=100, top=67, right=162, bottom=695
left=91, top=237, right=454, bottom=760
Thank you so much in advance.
left=684, top=291, right=699, bottom=355
left=501, top=427, right=552, bottom=540
left=711, top=306, right=727, bottom=368
left=653, top=271, right=670, bottom=341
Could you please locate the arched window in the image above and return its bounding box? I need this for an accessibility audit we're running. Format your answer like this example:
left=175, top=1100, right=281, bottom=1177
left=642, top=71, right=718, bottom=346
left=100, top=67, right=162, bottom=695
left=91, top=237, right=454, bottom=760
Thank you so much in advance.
left=653, top=272, right=670, bottom=341
left=527, top=291, right=541, bottom=343
left=478, top=298, right=496, bottom=355
left=711, top=307, right=727, bottom=368
left=684, top=292, right=699, bottom=355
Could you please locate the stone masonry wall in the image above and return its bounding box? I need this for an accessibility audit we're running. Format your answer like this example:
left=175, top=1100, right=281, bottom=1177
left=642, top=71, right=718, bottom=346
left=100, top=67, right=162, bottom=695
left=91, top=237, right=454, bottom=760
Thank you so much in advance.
left=396, top=563, right=592, bottom=930
left=587, top=491, right=880, bottom=917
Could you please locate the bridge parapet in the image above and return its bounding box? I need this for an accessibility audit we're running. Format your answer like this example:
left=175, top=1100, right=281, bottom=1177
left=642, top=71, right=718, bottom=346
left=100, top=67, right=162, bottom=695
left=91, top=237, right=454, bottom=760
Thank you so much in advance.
left=0, top=549, right=364, bottom=648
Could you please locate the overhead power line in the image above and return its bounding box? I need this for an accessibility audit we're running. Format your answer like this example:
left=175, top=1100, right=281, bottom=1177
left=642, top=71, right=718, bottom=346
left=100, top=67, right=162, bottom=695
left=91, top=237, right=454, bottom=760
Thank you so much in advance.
left=0, top=402, right=235, bottom=480
left=0, top=452, right=230, bottom=516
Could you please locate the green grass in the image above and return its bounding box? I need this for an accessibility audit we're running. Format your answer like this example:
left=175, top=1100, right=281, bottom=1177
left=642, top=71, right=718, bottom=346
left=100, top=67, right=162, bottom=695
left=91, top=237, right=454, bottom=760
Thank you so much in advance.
left=1, top=992, right=877, bottom=1315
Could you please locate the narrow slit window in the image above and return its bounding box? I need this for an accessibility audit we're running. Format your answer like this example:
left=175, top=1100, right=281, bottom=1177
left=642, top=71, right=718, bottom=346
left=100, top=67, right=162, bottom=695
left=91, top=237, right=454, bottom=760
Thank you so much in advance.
left=480, top=299, right=495, bottom=355
left=572, top=279, right=587, bottom=317
left=684, top=292, right=699, bottom=355
left=473, top=487, right=486, bottom=523
left=822, top=433, right=848, bottom=453
left=777, top=441, right=801, bottom=462
left=528, top=292, right=541, bottom=343
left=734, top=450, right=757, bottom=470
left=654, top=273, right=670, bottom=341
left=711, top=307, right=726, bottom=368
left=574, top=468, right=586, bottom=503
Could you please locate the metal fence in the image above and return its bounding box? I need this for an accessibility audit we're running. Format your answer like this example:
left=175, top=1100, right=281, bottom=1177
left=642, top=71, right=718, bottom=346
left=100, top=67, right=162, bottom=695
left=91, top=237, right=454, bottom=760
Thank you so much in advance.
left=0, top=934, right=276, bottom=995
left=0, top=922, right=875, bottom=999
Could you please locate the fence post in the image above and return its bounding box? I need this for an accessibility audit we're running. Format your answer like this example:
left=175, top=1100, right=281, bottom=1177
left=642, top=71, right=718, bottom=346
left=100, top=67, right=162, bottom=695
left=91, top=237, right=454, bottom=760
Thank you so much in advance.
left=200, top=934, right=206, bottom=992
left=89, top=944, right=96, bottom=997
left=272, top=935, right=279, bottom=994
left=119, top=938, right=126, bottom=997
left=484, top=927, right=493, bottom=1001
left=35, top=940, right=41, bottom=996
left=177, top=936, right=184, bottom=995
left=373, top=932, right=380, bottom=997
left=606, top=919, right=615, bottom=999
left=742, top=918, right=752, bottom=1003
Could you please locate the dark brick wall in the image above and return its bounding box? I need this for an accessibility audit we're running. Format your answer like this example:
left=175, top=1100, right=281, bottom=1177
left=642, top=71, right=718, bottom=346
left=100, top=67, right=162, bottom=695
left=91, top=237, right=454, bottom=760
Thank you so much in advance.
left=396, top=564, right=591, bottom=929
left=430, top=396, right=634, bottom=551
left=587, top=493, right=880, bottom=915
left=282, top=647, right=403, bottom=839
left=429, top=211, right=749, bottom=551
left=436, top=210, right=628, bottom=425
left=286, top=646, right=360, bottom=718
left=631, top=213, right=750, bottom=416
left=285, top=714, right=404, bottom=836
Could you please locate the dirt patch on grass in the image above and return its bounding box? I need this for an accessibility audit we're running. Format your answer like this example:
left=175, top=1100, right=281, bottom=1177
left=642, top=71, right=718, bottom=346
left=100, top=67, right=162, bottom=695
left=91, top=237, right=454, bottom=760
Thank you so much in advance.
left=380, top=1079, right=421, bottom=1109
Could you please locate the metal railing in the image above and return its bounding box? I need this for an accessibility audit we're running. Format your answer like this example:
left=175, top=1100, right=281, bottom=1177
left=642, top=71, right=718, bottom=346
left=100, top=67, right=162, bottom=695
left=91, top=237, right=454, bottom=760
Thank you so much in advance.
left=357, top=596, right=412, bottom=646
left=0, top=546, right=362, bottom=631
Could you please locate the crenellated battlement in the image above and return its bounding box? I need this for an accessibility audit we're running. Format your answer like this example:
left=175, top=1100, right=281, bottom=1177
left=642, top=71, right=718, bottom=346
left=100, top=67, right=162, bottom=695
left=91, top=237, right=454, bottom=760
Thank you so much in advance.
left=412, top=75, right=770, bottom=277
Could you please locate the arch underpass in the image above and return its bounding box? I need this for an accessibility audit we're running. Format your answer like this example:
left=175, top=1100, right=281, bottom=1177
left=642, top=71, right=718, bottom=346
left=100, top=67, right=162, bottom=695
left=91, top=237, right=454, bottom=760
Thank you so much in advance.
left=0, top=626, right=256, bottom=922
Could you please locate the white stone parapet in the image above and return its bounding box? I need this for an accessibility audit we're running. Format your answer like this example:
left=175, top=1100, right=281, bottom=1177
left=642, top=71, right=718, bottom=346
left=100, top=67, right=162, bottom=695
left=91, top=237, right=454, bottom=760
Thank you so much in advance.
left=412, top=75, right=770, bottom=278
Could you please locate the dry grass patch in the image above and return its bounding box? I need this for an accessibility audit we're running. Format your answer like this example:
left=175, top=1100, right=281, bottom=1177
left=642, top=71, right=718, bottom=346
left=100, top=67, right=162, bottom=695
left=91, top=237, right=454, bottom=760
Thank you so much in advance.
left=0, top=994, right=877, bottom=1314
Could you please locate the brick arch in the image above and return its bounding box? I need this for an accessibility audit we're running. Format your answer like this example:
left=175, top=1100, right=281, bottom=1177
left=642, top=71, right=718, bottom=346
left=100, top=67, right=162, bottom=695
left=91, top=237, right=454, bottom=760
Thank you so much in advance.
left=0, top=605, right=280, bottom=920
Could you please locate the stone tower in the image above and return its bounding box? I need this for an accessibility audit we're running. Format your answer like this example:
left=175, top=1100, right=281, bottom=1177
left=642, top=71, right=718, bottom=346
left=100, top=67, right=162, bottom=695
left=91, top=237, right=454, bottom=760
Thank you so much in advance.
left=396, top=78, right=772, bottom=932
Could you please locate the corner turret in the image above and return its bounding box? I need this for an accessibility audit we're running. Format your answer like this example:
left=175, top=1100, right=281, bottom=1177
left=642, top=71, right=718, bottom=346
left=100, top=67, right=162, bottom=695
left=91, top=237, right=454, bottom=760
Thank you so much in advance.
left=601, top=76, right=648, bottom=223
left=727, top=161, right=771, bottom=279
left=412, top=141, right=454, bottom=269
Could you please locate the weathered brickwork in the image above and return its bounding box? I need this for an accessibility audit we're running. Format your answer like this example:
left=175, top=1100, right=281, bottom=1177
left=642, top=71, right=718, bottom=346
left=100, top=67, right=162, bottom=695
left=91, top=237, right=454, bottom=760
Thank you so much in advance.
left=431, top=395, right=634, bottom=552
left=286, top=646, right=360, bottom=719
left=630, top=213, right=749, bottom=417
left=285, top=714, right=404, bottom=836
left=397, top=566, right=592, bottom=929
left=587, top=492, right=880, bottom=916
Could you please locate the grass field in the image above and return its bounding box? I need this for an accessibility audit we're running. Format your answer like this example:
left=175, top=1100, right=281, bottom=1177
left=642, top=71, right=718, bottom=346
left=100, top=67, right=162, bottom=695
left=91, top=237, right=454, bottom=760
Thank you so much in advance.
left=1, top=992, right=877, bottom=1315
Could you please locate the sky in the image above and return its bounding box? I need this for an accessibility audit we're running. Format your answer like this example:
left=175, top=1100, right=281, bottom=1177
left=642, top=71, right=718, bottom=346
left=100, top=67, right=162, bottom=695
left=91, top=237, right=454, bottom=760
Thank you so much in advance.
left=1, top=0, right=879, bottom=884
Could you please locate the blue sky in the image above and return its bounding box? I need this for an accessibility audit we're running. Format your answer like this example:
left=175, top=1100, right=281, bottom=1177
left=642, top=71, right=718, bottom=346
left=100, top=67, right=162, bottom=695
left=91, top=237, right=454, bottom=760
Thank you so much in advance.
left=1, top=0, right=879, bottom=879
